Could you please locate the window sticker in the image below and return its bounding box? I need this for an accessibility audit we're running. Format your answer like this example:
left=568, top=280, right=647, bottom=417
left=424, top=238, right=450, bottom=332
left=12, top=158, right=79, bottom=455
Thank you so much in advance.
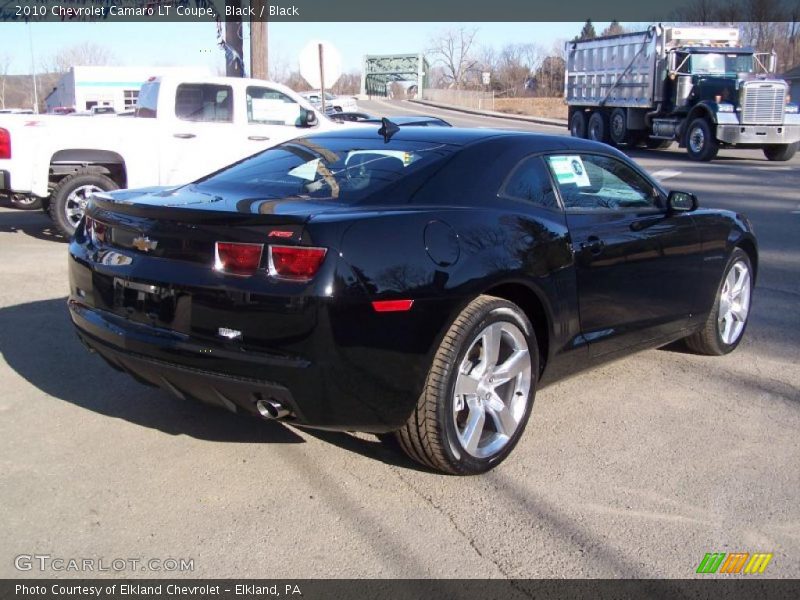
left=250, top=98, right=299, bottom=124
left=288, top=159, right=320, bottom=181
left=548, top=155, right=591, bottom=187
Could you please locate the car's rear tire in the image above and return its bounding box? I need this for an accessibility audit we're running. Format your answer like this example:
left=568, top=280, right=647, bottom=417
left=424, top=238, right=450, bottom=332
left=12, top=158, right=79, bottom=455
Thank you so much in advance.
left=762, top=142, right=798, bottom=162
left=49, top=168, right=119, bottom=238
left=395, top=295, right=538, bottom=475
left=609, top=108, right=630, bottom=145
left=587, top=111, right=610, bottom=144
left=570, top=110, right=587, bottom=138
left=684, top=248, right=753, bottom=355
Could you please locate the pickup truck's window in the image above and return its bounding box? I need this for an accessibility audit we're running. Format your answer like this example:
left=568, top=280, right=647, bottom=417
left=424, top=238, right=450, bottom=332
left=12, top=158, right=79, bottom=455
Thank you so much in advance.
left=546, top=154, right=659, bottom=211
left=136, top=82, right=159, bottom=118
left=246, top=87, right=301, bottom=126
left=195, top=137, right=457, bottom=205
left=175, top=84, right=233, bottom=123
left=499, top=156, right=559, bottom=209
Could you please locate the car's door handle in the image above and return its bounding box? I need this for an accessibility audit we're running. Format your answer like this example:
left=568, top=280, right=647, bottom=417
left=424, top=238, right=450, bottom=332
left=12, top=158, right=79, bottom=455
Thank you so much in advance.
left=581, top=236, right=605, bottom=255
left=248, top=135, right=270, bottom=141
left=173, top=133, right=196, bottom=139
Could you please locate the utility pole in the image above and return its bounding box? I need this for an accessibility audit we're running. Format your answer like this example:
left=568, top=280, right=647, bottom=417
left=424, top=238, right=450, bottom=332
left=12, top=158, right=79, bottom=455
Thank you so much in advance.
left=27, top=23, right=39, bottom=113
left=250, top=0, right=268, bottom=80
left=318, top=43, right=326, bottom=113
left=225, top=0, right=245, bottom=77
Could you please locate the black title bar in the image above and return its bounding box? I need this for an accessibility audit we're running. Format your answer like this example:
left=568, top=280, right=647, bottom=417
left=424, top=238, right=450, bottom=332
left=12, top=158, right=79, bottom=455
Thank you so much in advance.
left=1, top=0, right=798, bottom=23
left=4, top=579, right=800, bottom=600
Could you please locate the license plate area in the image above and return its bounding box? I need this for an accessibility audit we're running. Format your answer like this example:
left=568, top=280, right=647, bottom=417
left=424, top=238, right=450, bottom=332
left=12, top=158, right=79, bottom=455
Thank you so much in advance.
left=113, top=278, right=188, bottom=330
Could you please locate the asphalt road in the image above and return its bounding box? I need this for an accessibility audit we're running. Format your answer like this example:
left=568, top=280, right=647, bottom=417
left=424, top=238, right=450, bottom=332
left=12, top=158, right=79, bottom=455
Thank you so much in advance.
left=1, top=101, right=798, bottom=579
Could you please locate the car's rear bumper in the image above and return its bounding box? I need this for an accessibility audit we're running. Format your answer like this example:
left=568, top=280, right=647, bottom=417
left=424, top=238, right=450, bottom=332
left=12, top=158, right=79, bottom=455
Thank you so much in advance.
left=70, top=300, right=306, bottom=420
left=67, top=244, right=445, bottom=433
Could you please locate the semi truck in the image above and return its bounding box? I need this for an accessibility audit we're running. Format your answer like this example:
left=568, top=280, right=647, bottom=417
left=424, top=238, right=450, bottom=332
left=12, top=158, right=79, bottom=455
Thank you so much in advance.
left=565, top=25, right=800, bottom=161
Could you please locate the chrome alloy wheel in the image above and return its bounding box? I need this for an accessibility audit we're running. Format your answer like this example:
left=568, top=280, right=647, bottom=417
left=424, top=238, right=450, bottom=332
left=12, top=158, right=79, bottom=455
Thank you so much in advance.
left=453, top=321, right=532, bottom=458
left=64, top=184, right=103, bottom=228
left=718, top=260, right=751, bottom=345
left=689, top=126, right=706, bottom=154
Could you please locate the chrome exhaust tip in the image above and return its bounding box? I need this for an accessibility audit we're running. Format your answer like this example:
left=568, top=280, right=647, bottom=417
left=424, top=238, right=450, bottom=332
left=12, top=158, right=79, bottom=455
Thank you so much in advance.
left=256, top=399, right=291, bottom=420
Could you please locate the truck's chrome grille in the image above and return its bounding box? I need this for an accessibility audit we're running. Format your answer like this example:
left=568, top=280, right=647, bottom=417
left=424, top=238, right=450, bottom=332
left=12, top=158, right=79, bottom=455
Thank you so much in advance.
left=741, top=82, right=785, bottom=125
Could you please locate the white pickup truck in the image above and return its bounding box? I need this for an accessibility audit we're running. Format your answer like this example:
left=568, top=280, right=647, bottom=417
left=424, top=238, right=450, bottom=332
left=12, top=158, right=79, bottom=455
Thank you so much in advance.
left=0, top=75, right=353, bottom=235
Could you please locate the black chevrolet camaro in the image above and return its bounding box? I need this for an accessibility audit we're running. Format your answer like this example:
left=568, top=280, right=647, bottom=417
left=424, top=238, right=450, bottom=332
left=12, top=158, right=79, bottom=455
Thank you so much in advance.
left=68, top=126, right=757, bottom=474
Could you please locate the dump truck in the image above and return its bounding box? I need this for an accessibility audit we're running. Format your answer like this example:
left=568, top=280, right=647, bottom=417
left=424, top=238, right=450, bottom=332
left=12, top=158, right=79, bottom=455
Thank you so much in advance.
left=565, top=25, right=800, bottom=161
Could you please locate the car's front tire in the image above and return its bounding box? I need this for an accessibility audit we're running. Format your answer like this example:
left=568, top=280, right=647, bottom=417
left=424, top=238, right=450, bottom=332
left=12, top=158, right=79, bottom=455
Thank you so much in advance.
left=686, top=118, right=719, bottom=161
left=8, top=194, right=43, bottom=211
left=684, top=248, right=753, bottom=355
left=396, top=295, right=538, bottom=475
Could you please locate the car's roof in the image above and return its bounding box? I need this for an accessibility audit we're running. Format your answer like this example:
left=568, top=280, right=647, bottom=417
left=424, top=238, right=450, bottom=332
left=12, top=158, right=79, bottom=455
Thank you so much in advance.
left=306, top=125, right=616, bottom=153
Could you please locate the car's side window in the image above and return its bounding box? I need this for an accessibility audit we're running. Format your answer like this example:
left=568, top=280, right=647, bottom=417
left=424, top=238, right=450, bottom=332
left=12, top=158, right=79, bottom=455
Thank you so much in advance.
left=246, top=87, right=302, bottom=126
left=499, top=156, right=559, bottom=209
left=545, top=154, right=659, bottom=211
left=175, top=84, right=233, bottom=123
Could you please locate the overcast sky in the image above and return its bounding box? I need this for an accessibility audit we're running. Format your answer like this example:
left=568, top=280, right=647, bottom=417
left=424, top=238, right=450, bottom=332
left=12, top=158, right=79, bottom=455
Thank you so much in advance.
left=3, top=21, right=610, bottom=76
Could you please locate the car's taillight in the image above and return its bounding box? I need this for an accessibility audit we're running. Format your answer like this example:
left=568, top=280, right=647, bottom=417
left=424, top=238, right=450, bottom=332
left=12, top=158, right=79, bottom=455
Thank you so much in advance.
left=268, top=245, right=327, bottom=280
left=0, top=128, right=10, bottom=159
left=215, top=242, right=264, bottom=276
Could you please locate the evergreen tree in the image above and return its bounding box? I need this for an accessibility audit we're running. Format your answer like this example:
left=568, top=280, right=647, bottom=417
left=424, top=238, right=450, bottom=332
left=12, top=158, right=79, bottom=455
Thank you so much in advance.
left=602, top=21, right=625, bottom=37
left=575, top=20, right=597, bottom=41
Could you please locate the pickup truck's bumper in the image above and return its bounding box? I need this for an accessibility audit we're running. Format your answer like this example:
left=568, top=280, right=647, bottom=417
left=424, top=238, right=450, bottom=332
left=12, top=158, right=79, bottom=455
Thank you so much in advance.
left=717, top=124, right=800, bottom=145
left=0, top=170, right=9, bottom=192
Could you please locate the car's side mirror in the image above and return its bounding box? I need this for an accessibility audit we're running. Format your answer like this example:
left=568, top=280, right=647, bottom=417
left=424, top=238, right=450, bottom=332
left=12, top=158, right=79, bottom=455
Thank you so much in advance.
left=667, top=190, right=698, bottom=212
left=299, top=108, right=317, bottom=128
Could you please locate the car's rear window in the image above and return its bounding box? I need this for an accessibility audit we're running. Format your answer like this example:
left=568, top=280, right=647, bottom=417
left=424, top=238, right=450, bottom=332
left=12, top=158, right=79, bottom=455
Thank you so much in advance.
left=195, top=137, right=457, bottom=203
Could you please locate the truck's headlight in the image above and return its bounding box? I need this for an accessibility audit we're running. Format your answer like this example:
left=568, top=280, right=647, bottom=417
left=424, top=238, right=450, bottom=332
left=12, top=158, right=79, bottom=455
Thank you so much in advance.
left=785, top=103, right=799, bottom=114
left=717, top=103, right=735, bottom=113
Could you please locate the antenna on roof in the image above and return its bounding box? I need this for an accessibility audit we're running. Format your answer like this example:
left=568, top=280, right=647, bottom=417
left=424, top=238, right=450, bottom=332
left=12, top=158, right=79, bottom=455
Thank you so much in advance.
left=378, top=117, right=400, bottom=143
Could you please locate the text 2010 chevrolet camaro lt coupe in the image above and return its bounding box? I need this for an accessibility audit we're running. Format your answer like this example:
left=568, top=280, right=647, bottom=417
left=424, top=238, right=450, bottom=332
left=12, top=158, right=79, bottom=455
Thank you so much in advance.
left=68, top=126, right=757, bottom=474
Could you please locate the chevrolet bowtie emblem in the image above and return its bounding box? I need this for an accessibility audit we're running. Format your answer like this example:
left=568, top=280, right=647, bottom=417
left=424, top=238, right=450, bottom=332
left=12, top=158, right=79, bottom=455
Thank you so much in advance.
left=132, top=236, right=158, bottom=252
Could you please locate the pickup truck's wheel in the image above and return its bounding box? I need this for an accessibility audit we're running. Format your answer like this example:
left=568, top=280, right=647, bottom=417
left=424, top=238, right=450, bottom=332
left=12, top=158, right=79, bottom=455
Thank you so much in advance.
left=8, top=194, right=42, bottom=211
left=396, top=295, right=538, bottom=474
left=684, top=248, right=752, bottom=355
left=587, top=111, right=610, bottom=144
left=762, top=142, right=798, bottom=162
left=609, top=108, right=630, bottom=145
left=686, top=118, right=719, bottom=161
left=50, top=169, right=118, bottom=237
left=570, top=110, right=587, bottom=138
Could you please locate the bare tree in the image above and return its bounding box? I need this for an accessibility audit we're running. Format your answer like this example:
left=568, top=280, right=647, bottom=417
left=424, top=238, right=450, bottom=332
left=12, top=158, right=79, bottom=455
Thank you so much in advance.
left=494, top=43, right=544, bottom=96
left=332, top=72, right=361, bottom=96
left=268, top=44, right=292, bottom=85
left=533, top=41, right=567, bottom=97
left=0, top=53, right=11, bottom=109
left=44, top=42, right=116, bottom=74
left=427, top=27, right=479, bottom=88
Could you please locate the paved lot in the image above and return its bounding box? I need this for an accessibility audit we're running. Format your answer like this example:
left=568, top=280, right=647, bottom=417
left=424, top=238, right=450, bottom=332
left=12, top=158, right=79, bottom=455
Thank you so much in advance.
left=1, top=101, right=798, bottom=578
